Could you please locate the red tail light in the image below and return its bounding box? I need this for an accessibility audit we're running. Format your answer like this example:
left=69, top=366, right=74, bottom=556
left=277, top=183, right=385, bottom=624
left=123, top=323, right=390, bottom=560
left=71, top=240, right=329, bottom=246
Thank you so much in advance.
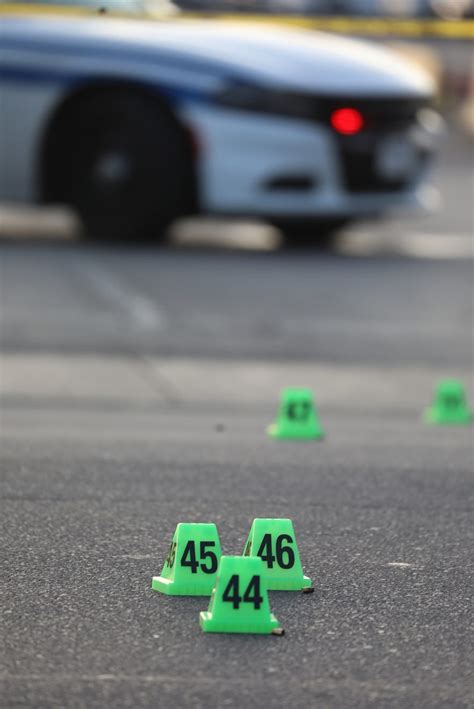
left=330, top=108, right=364, bottom=135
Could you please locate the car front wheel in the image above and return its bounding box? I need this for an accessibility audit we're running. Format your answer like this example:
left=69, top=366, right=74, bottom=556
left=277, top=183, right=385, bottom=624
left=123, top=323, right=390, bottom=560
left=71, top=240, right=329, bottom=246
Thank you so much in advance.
left=43, top=89, right=194, bottom=242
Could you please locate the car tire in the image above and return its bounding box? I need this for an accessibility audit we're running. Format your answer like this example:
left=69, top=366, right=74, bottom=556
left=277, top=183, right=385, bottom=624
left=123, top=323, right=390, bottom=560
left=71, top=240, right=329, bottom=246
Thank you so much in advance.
left=275, top=218, right=351, bottom=249
left=43, top=89, right=194, bottom=242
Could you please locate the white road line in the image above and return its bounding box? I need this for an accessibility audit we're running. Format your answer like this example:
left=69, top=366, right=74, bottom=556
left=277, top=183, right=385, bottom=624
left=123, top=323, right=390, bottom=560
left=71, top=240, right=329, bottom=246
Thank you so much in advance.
left=340, top=231, right=473, bottom=259
left=387, top=562, right=414, bottom=568
left=76, top=262, right=167, bottom=332
left=397, top=233, right=473, bottom=260
left=0, top=206, right=471, bottom=259
left=282, top=317, right=469, bottom=338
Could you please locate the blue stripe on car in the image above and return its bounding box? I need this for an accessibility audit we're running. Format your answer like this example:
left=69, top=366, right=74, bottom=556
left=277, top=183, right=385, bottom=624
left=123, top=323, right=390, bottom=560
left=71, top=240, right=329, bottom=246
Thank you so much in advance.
left=0, top=36, right=241, bottom=83
left=0, top=65, right=212, bottom=103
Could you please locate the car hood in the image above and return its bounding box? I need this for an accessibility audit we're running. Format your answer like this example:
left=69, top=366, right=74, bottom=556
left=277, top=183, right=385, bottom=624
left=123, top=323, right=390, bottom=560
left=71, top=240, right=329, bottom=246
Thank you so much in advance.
left=3, top=15, right=435, bottom=98
left=149, top=21, right=435, bottom=97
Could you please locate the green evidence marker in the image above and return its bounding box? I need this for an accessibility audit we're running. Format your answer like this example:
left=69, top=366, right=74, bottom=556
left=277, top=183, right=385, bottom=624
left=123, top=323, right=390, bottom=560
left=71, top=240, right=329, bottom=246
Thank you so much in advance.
left=152, top=522, right=222, bottom=596
left=200, top=556, right=282, bottom=635
left=268, top=387, right=324, bottom=440
left=424, top=379, right=473, bottom=426
left=243, top=518, right=313, bottom=592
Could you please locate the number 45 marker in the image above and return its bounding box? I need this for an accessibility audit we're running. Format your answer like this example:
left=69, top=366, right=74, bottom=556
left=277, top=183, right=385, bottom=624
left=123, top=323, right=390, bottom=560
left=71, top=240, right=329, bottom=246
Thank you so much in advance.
left=152, top=523, right=222, bottom=596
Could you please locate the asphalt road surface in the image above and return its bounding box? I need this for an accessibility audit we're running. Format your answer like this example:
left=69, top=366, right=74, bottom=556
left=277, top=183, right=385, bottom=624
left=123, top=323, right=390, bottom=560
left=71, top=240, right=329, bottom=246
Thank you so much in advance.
left=1, top=134, right=473, bottom=708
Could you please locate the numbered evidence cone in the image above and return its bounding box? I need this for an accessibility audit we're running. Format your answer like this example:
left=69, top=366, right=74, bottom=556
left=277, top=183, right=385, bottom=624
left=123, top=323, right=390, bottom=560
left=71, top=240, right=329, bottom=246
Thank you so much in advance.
left=243, top=518, right=313, bottom=592
left=200, top=556, right=282, bottom=635
left=152, top=523, right=222, bottom=596
left=424, top=379, right=473, bottom=426
left=267, top=387, right=324, bottom=440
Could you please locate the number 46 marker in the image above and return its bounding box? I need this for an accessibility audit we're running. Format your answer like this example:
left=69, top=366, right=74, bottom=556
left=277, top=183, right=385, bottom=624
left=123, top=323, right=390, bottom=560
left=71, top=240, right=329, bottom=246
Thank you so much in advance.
left=243, top=518, right=314, bottom=592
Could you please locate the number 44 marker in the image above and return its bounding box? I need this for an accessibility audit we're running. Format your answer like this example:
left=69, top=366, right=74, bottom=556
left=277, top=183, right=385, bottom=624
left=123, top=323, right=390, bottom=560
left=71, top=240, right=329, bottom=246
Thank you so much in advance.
left=200, top=556, right=283, bottom=635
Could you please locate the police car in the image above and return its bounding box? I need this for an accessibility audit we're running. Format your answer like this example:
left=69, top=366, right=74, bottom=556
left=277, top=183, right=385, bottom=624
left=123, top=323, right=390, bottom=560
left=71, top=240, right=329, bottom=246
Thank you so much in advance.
left=0, top=8, right=441, bottom=242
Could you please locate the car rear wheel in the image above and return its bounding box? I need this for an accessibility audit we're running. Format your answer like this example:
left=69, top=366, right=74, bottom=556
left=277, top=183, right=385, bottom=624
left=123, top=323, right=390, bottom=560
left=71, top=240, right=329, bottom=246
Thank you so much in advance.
left=43, top=89, right=194, bottom=241
left=275, top=219, right=351, bottom=249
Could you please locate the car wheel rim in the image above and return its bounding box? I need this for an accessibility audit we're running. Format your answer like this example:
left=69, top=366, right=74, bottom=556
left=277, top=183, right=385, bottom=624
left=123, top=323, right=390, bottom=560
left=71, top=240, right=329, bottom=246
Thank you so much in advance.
left=92, top=150, right=132, bottom=189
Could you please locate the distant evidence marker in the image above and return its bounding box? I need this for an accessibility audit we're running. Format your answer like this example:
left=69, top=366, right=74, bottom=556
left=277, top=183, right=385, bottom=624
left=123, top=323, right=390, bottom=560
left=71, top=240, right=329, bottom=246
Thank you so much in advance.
left=424, top=379, right=473, bottom=426
left=268, top=388, right=324, bottom=440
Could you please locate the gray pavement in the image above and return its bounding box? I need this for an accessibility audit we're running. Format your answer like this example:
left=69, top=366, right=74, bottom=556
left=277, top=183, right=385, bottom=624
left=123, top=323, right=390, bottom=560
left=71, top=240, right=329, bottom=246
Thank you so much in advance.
left=1, top=244, right=473, bottom=365
left=1, top=134, right=473, bottom=708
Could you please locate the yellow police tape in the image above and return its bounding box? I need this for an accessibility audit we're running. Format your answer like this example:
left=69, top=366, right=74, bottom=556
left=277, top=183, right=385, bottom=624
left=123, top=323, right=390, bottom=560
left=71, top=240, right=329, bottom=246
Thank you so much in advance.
left=0, top=3, right=97, bottom=16
left=183, top=13, right=474, bottom=39
left=1, top=4, right=473, bottom=40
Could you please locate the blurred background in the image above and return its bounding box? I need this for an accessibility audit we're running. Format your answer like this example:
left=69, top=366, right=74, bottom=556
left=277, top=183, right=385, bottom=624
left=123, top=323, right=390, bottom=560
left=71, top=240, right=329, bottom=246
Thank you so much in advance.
left=0, top=0, right=472, bottom=422
left=1, top=0, right=473, bottom=250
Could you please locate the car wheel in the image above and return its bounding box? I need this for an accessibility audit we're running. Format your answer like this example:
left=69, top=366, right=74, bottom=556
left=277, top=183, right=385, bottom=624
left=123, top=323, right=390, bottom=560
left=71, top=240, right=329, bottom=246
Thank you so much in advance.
left=43, top=89, right=194, bottom=241
left=275, top=219, right=351, bottom=249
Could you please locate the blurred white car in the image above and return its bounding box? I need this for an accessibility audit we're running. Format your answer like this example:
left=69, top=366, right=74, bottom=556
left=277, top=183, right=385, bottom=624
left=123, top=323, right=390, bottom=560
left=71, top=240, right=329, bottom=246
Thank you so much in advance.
left=0, top=7, right=441, bottom=242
